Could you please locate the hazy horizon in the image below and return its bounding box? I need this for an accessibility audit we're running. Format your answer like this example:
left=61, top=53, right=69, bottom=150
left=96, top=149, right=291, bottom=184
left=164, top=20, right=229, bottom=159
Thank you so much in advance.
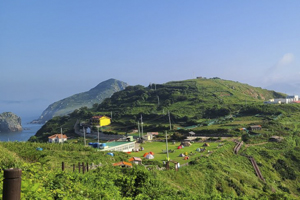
left=2, top=1, right=300, bottom=119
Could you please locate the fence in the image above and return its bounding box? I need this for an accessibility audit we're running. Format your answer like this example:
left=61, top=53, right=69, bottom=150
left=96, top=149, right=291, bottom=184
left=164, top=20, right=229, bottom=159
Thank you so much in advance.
left=61, top=162, right=102, bottom=173
left=2, top=162, right=101, bottom=199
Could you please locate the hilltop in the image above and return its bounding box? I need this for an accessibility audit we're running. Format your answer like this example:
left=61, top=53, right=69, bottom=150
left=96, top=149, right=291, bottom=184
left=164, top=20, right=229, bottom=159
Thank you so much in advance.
left=29, top=77, right=289, bottom=142
left=96, top=78, right=285, bottom=117
left=32, top=78, right=128, bottom=124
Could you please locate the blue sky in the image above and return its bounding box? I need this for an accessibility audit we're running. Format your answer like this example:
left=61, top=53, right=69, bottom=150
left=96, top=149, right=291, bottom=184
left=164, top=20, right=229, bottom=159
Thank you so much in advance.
left=1, top=1, right=300, bottom=119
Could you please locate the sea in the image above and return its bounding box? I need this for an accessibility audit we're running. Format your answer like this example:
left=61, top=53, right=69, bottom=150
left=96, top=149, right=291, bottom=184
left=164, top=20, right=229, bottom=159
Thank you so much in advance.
left=0, top=117, right=43, bottom=142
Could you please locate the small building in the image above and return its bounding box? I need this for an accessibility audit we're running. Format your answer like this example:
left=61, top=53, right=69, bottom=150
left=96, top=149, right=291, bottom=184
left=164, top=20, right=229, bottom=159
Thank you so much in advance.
left=250, top=125, right=262, bottom=131
left=269, top=136, right=284, bottom=142
left=147, top=132, right=159, bottom=136
left=189, top=131, right=196, bottom=136
left=113, top=161, right=132, bottom=168
left=143, top=133, right=153, bottom=141
left=128, top=157, right=142, bottom=165
left=48, top=134, right=67, bottom=143
left=100, top=141, right=136, bottom=152
left=90, top=116, right=111, bottom=127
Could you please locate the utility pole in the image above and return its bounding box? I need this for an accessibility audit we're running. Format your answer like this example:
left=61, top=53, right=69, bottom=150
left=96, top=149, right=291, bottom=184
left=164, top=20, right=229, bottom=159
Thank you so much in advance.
left=157, top=96, right=160, bottom=106
left=141, top=114, right=144, bottom=139
left=83, top=127, right=86, bottom=146
left=97, top=127, right=100, bottom=143
left=165, top=131, right=169, bottom=161
left=137, top=121, right=141, bottom=139
left=61, top=127, right=63, bottom=144
left=168, top=111, right=172, bottom=130
left=110, top=111, right=112, bottom=120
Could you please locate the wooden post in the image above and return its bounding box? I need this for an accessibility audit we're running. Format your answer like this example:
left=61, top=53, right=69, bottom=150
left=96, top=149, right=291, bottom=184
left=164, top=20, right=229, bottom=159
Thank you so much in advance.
left=86, top=163, right=89, bottom=172
left=82, top=162, right=85, bottom=174
left=62, top=162, right=65, bottom=171
left=78, top=162, right=81, bottom=173
left=73, top=164, right=75, bottom=172
left=166, top=161, right=170, bottom=170
left=3, top=168, right=22, bottom=200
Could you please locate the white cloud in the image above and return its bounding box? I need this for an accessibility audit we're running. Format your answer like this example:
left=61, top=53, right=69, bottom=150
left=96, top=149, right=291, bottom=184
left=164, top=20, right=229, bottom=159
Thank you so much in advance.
left=278, top=53, right=294, bottom=66
left=260, top=53, right=296, bottom=85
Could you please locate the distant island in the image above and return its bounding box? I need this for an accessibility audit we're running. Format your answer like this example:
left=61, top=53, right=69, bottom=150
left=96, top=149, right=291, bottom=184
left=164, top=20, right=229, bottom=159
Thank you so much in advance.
left=32, top=78, right=128, bottom=124
left=0, top=112, right=22, bottom=132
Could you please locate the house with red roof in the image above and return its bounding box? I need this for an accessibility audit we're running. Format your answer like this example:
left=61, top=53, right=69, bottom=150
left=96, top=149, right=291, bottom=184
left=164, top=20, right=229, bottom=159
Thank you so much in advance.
left=48, top=134, right=68, bottom=143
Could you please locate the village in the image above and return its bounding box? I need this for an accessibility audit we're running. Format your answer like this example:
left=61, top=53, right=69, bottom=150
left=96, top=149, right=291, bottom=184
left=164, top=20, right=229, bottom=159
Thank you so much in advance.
left=46, top=113, right=283, bottom=171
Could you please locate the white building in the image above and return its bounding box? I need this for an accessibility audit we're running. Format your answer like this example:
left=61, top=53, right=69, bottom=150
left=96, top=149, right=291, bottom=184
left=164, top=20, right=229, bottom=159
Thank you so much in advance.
left=264, top=95, right=299, bottom=104
left=99, top=141, right=136, bottom=152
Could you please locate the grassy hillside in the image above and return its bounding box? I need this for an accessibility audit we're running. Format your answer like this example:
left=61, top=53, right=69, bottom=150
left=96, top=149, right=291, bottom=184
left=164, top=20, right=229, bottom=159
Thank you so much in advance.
left=97, top=78, right=285, bottom=117
left=0, top=138, right=299, bottom=199
left=30, top=78, right=294, bottom=142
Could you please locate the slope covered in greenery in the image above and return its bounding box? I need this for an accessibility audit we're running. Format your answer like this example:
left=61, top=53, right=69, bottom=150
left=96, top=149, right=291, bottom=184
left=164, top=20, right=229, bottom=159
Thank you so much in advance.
left=0, top=138, right=299, bottom=199
left=30, top=78, right=290, bottom=142
left=97, top=78, right=285, bottom=118
left=33, top=78, right=128, bottom=124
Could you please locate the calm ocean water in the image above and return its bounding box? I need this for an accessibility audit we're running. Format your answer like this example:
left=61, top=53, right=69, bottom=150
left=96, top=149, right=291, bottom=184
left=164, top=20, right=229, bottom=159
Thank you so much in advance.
left=0, top=118, right=43, bottom=142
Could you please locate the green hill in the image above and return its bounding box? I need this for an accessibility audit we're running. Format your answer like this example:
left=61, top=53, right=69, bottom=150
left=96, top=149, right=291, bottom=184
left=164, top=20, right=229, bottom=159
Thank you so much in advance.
left=30, top=78, right=292, bottom=142
left=97, top=78, right=285, bottom=117
left=33, top=78, right=128, bottom=124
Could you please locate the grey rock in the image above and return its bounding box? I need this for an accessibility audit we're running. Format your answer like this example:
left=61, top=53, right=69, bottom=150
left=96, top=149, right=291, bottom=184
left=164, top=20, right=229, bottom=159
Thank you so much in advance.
left=0, top=112, right=22, bottom=132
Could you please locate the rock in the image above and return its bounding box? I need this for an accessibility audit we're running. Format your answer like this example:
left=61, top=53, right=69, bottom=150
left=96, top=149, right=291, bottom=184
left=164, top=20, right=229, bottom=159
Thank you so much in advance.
left=0, top=112, right=22, bottom=132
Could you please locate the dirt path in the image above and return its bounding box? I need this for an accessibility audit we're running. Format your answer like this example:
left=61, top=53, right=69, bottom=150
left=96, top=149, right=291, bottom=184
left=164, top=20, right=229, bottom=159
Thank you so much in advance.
left=244, top=142, right=267, bottom=148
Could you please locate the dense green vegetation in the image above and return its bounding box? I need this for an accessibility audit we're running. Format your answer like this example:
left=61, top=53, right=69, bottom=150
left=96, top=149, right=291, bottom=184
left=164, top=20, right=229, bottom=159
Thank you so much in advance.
left=30, top=78, right=290, bottom=142
left=1, top=138, right=299, bottom=199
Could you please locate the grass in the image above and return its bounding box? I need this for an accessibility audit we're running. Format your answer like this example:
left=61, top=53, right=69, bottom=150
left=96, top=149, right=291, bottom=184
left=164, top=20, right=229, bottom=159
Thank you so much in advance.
left=1, top=139, right=300, bottom=199
left=130, top=141, right=222, bottom=165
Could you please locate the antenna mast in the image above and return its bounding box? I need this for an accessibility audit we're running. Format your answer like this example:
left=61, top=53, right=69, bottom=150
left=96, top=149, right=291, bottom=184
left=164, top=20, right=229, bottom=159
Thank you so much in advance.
left=168, top=111, right=172, bottom=130
left=141, top=114, right=144, bottom=140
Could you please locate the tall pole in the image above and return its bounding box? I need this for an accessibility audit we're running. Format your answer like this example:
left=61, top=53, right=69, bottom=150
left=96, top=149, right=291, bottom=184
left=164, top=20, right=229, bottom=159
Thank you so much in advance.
left=138, top=121, right=140, bottom=139
left=166, top=131, right=169, bottom=161
left=111, top=111, right=112, bottom=120
left=83, top=127, right=86, bottom=146
left=168, top=111, right=172, bottom=130
left=157, top=96, right=160, bottom=106
left=141, top=114, right=144, bottom=140
left=61, top=127, right=63, bottom=144
left=97, top=127, right=100, bottom=143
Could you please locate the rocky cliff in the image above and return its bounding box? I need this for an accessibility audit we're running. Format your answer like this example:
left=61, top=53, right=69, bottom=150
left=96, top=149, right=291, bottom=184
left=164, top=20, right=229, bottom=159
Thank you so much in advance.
left=0, top=112, right=22, bottom=132
left=33, top=78, right=128, bottom=124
